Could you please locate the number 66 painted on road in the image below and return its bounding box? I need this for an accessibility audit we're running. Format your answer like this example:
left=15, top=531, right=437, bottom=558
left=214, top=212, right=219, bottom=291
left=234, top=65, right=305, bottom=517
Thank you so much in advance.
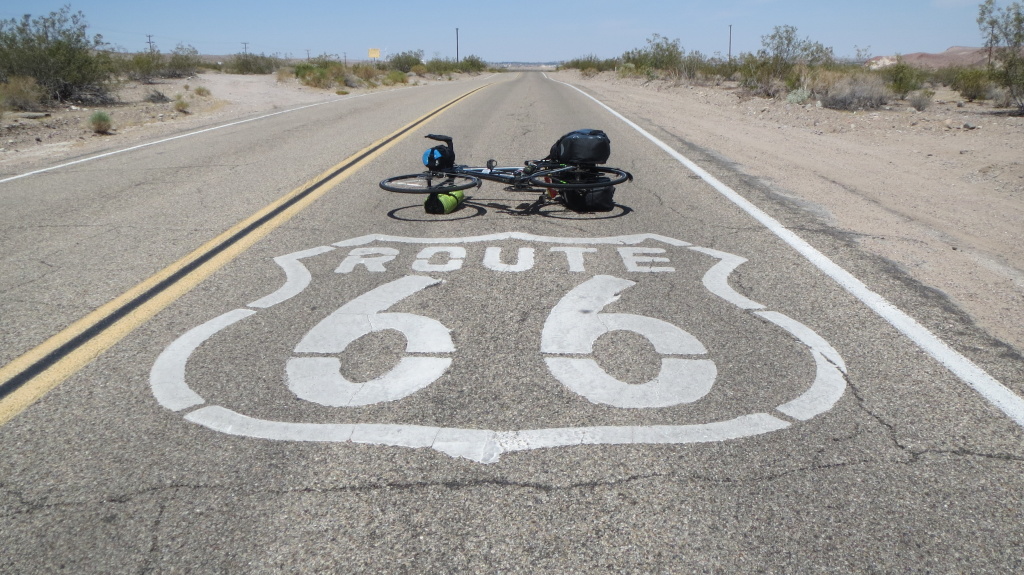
left=286, top=274, right=716, bottom=409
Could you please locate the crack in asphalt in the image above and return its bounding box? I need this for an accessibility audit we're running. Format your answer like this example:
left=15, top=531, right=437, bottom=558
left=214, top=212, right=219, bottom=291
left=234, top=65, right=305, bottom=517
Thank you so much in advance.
left=4, top=432, right=1023, bottom=524
left=845, top=378, right=1024, bottom=464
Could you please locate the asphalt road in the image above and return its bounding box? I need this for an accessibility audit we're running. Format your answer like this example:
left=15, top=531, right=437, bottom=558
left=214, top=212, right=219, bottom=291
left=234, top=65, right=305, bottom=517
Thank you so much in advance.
left=2, top=72, right=1023, bottom=573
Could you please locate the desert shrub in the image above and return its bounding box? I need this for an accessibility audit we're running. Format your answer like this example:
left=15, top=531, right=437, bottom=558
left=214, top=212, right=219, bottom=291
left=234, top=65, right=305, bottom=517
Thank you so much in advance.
left=821, top=73, right=891, bottom=110
left=989, top=85, right=1014, bottom=107
left=623, top=34, right=684, bottom=72
left=89, top=111, right=111, bottom=133
left=297, top=66, right=332, bottom=88
left=951, top=68, right=991, bottom=101
left=0, top=76, right=46, bottom=110
left=351, top=63, right=379, bottom=81
left=786, top=87, right=811, bottom=104
left=172, top=94, right=189, bottom=113
left=227, top=52, right=280, bottom=74
left=458, top=55, right=487, bottom=73
left=165, top=44, right=201, bottom=77
left=562, top=55, right=619, bottom=72
left=410, top=64, right=427, bottom=76
left=908, top=89, right=935, bottom=111
left=383, top=69, right=408, bottom=85
left=741, top=25, right=834, bottom=94
left=979, top=0, right=1024, bottom=112
left=882, top=57, right=924, bottom=98
left=123, top=50, right=163, bottom=82
left=294, top=56, right=348, bottom=89
left=425, top=58, right=458, bottom=75
left=0, top=6, right=113, bottom=103
left=615, top=62, right=639, bottom=78
left=389, top=50, right=423, bottom=73
left=193, top=86, right=210, bottom=97
left=930, top=65, right=965, bottom=86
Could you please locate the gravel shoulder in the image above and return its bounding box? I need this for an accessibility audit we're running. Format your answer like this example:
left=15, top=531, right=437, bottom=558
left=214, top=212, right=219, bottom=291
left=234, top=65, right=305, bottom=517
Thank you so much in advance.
left=3, top=69, right=1022, bottom=355
left=551, top=70, right=1024, bottom=356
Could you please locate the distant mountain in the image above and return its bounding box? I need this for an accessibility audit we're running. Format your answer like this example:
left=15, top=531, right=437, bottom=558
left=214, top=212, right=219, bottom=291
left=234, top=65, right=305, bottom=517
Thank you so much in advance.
left=867, top=47, right=989, bottom=69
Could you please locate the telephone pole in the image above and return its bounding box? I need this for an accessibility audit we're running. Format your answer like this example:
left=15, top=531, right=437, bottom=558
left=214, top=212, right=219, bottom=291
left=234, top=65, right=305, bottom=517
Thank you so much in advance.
left=728, top=25, right=733, bottom=61
left=456, top=28, right=460, bottom=63
left=242, top=42, right=249, bottom=55
left=146, top=34, right=155, bottom=52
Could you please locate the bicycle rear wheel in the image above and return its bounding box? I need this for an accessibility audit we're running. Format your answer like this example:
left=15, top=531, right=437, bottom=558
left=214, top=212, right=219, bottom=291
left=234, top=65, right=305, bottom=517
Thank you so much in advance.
left=379, top=173, right=480, bottom=194
left=528, top=166, right=632, bottom=189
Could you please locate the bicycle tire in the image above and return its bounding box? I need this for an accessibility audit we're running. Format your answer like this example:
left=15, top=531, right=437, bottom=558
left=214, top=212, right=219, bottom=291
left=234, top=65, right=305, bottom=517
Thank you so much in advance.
left=379, top=173, right=480, bottom=194
left=528, top=166, right=632, bottom=189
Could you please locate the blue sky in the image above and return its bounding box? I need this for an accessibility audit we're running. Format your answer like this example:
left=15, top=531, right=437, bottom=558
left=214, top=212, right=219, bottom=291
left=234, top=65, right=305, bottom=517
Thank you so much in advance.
left=1, top=0, right=989, bottom=63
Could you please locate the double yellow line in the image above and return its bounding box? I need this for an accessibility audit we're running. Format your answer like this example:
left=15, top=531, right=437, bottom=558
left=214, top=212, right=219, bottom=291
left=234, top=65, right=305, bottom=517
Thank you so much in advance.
left=0, top=84, right=490, bottom=425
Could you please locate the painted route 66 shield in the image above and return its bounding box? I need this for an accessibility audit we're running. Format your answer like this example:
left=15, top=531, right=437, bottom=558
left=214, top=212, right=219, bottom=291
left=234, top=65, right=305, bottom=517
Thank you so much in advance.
left=150, top=233, right=846, bottom=463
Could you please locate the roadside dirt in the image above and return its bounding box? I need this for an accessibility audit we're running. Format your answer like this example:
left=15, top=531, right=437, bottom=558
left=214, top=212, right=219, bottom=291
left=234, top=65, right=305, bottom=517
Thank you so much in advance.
left=3, top=69, right=1022, bottom=356
left=552, top=69, right=1024, bottom=355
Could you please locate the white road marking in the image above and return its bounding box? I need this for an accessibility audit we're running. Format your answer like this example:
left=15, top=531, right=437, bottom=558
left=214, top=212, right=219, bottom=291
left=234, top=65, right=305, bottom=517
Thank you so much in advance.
left=411, top=246, right=466, bottom=272
left=555, top=79, right=1024, bottom=429
left=150, top=308, right=254, bottom=411
left=185, top=405, right=791, bottom=465
left=153, top=234, right=848, bottom=462
left=689, top=247, right=764, bottom=310
left=483, top=247, right=535, bottom=272
left=0, top=95, right=368, bottom=185
left=248, top=246, right=336, bottom=308
left=288, top=275, right=453, bottom=406
left=542, top=275, right=716, bottom=408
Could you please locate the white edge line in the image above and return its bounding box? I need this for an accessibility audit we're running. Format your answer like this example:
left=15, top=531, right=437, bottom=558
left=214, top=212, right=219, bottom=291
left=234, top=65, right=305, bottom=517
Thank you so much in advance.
left=0, top=94, right=370, bottom=185
left=551, top=77, right=1024, bottom=429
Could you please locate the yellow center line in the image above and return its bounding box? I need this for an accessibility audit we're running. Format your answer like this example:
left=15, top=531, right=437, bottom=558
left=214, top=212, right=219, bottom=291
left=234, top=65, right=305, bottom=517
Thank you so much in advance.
left=0, top=83, right=491, bottom=426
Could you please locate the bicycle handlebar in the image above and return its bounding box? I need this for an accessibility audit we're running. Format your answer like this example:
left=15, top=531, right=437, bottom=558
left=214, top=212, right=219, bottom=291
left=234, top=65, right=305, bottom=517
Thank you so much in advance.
left=425, top=134, right=453, bottom=145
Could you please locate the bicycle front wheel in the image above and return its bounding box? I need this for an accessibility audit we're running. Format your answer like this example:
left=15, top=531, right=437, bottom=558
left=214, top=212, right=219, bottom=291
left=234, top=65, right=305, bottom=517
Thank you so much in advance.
left=528, top=166, right=632, bottom=189
left=379, top=173, right=480, bottom=194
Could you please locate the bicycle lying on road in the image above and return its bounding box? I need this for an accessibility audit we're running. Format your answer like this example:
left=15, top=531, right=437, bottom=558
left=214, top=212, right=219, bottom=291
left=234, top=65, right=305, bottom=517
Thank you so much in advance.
left=379, top=131, right=633, bottom=214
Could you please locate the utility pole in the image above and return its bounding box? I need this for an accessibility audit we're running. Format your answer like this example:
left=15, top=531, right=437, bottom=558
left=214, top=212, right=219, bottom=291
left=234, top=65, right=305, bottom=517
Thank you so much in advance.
left=728, top=25, right=733, bottom=61
left=242, top=42, right=249, bottom=55
left=343, top=52, right=347, bottom=67
left=146, top=34, right=155, bottom=52
left=306, top=49, right=310, bottom=60
left=456, top=28, right=460, bottom=63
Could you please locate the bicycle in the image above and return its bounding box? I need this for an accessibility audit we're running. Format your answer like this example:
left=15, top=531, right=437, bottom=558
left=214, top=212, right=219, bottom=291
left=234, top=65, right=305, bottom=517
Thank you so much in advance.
left=379, top=134, right=633, bottom=214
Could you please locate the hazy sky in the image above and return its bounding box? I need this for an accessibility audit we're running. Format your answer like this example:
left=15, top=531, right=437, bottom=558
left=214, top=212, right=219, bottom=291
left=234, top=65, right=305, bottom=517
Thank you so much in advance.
left=0, top=0, right=990, bottom=63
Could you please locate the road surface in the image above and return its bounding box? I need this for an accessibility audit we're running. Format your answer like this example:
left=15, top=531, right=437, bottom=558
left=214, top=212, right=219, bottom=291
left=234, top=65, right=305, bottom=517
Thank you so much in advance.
left=1, top=72, right=1022, bottom=573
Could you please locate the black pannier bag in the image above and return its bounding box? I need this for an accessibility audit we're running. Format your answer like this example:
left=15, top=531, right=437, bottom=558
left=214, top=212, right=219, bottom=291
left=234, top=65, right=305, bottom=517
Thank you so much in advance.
left=422, top=144, right=455, bottom=171
left=559, top=176, right=616, bottom=212
left=546, top=129, right=611, bottom=164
